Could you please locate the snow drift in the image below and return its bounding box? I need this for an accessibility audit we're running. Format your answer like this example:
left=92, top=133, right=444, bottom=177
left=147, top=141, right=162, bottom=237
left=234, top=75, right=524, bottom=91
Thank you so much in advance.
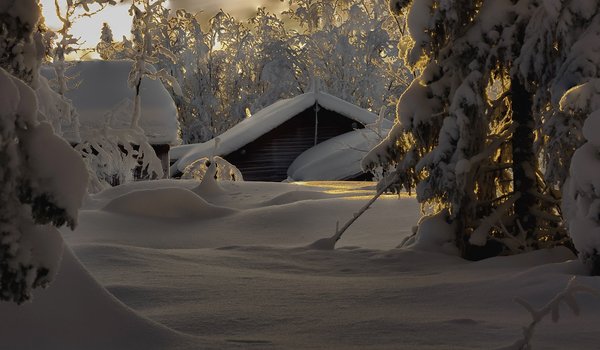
left=102, top=187, right=236, bottom=219
left=0, top=247, right=195, bottom=350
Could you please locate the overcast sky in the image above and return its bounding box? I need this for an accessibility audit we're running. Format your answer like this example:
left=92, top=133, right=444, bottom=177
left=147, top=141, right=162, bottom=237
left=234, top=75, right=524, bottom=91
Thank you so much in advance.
left=40, top=0, right=288, bottom=50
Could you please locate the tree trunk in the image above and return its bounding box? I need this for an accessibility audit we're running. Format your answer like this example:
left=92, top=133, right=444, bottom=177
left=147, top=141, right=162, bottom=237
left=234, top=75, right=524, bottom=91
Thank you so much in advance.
left=511, top=77, right=537, bottom=240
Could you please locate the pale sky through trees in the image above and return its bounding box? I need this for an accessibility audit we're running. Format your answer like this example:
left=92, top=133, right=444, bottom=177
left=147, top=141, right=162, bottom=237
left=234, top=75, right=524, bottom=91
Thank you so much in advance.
left=40, top=0, right=288, bottom=51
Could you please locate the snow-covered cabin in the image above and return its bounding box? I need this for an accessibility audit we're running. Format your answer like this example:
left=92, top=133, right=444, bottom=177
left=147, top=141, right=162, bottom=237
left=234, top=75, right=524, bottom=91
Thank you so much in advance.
left=41, top=60, right=179, bottom=177
left=171, top=91, right=391, bottom=181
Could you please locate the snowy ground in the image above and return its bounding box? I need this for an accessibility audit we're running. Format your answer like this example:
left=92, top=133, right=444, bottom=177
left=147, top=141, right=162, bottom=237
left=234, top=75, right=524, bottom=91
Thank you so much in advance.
left=2, top=180, right=600, bottom=349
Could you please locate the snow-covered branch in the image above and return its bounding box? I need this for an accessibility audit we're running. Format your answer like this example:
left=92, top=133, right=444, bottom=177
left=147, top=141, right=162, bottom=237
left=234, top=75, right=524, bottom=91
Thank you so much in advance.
left=308, top=173, right=399, bottom=250
left=497, top=277, right=600, bottom=350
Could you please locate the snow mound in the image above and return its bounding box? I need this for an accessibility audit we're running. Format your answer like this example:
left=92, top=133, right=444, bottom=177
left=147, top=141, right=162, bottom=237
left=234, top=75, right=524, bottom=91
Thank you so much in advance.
left=0, top=247, right=194, bottom=350
left=23, top=122, right=89, bottom=223
left=260, top=190, right=334, bottom=206
left=288, top=129, right=383, bottom=181
left=402, top=210, right=459, bottom=255
left=306, top=236, right=338, bottom=250
left=190, top=161, right=227, bottom=197
left=102, top=187, right=236, bottom=219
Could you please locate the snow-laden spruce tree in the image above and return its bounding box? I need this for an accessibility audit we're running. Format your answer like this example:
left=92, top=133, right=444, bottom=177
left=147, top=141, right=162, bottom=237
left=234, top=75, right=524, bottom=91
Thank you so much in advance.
left=96, top=22, right=131, bottom=61
left=539, top=2, right=600, bottom=188
left=364, top=0, right=571, bottom=259
left=562, top=106, right=600, bottom=274
left=96, top=22, right=115, bottom=60
left=559, top=20, right=600, bottom=273
left=0, top=0, right=88, bottom=303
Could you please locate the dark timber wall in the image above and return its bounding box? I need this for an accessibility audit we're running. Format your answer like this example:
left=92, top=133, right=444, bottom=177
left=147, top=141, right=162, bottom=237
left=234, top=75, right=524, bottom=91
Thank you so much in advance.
left=224, top=105, right=363, bottom=181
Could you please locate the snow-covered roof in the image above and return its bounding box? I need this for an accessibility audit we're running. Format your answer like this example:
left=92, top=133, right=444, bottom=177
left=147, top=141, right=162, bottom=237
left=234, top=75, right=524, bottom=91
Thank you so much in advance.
left=171, top=91, right=390, bottom=173
left=287, top=129, right=383, bottom=181
left=41, top=60, right=179, bottom=145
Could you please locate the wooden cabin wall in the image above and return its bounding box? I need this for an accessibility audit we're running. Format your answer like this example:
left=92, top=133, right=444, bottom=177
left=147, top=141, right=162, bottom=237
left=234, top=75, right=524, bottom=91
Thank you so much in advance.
left=224, top=106, right=363, bottom=181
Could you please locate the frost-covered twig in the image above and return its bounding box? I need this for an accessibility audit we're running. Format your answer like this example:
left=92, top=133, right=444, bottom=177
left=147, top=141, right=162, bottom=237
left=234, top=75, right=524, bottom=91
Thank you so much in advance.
left=497, top=277, right=600, bottom=350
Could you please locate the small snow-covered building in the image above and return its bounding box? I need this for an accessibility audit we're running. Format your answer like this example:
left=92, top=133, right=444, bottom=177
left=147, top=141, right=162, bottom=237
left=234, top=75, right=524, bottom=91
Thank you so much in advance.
left=41, top=60, right=179, bottom=177
left=171, top=91, right=391, bottom=181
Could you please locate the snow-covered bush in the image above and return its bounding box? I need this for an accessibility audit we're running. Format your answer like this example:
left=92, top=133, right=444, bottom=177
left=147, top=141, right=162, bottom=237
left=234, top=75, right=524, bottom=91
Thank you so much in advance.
left=77, top=130, right=164, bottom=193
left=73, top=97, right=165, bottom=193
left=181, top=156, right=243, bottom=182
left=539, top=3, right=600, bottom=189
left=0, top=0, right=88, bottom=303
left=400, top=210, right=458, bottom=255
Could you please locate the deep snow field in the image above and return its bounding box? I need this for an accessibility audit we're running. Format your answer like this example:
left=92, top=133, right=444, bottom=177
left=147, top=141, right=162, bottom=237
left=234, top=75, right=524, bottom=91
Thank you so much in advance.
left=1, top=180, right=600, bottom=350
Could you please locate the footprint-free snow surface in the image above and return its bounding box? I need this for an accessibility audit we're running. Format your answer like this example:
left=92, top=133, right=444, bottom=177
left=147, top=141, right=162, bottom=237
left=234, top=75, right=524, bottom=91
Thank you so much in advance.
left=2, top=180, right=600, bottom=349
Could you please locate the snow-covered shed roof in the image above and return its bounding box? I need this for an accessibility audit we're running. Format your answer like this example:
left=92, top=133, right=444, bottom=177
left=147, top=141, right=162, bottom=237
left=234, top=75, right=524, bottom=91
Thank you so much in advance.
left=42, top=60, right=179, bottom=145
left=287, top=129, right=384, bottom=181
left=171, top=91, right=390, bottom=173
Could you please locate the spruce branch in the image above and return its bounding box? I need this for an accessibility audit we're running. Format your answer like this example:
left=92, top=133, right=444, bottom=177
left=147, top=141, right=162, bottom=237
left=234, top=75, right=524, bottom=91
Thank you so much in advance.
left=496, top=277, right=600, bottom=350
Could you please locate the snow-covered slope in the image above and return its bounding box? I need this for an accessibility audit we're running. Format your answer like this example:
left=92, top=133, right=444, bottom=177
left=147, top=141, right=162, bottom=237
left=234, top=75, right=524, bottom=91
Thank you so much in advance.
left=0, top=246, right=200, bottom=350
left=3, top=180, right=599, bottom=350
left=41, top=60, right=179, bottom=145
left=171, top=91, right=391, bottom=174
